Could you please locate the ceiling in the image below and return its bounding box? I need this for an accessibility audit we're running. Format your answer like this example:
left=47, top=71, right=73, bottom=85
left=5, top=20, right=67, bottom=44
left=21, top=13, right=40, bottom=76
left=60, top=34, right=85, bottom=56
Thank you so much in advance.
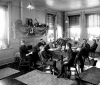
left=2, top=0, right=100, bottom=11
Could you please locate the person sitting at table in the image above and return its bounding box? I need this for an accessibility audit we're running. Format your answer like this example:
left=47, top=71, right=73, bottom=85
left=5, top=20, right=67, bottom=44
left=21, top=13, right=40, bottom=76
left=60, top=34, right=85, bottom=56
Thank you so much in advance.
left=56, top=44, right=62, bottom=51
left=57, top=43, right=76, bottom=78
left=90, top=39, right=98, bottom=53
left=38, top=39, right=46, bottom=46
left=44, top=44, right=52, bottom=59
left=77, top=39, right=90, bottom=72
left=32, top=45, right=40, bottom=68
left=38, top=44, right=52, bottom=63
left=38, top=44, right=58, bottom=73
left=19, top=40, right=34, bottom=68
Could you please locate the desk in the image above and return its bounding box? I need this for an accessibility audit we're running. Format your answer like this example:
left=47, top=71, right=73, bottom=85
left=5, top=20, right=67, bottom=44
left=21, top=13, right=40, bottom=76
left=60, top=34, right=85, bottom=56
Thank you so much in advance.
left=51, top=50, right=68, bottom=60
left=79, top=67, right=100, bottom=85
left=49, top=48, right=80, bottom=60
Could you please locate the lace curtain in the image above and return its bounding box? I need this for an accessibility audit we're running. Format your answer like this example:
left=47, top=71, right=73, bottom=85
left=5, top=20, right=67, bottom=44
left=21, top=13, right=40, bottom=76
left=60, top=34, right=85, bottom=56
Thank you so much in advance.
left=0, top=5, right=8, bottom=49
left=68, top=15, right=81, bottom=41
left=86, top=14, right=100, bottom=40
left=46, top=13, right=56, bottom=42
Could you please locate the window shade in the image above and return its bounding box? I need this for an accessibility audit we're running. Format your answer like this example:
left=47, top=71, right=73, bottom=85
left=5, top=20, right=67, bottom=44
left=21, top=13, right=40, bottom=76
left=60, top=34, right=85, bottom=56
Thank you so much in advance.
left=68, top=15, right=80, bottom=41
left=86, top=14, right=100, bottom=27
left=47, top=13, right=55, bottom=29
left=69, top=15, right=80, bottom=27
left=86, top=14, right=100, bottom=40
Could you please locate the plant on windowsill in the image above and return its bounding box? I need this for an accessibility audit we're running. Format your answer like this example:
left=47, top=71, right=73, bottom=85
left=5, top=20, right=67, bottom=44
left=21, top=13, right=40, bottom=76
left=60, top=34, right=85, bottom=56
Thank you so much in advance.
left=0, top=39, right=9, bottom=49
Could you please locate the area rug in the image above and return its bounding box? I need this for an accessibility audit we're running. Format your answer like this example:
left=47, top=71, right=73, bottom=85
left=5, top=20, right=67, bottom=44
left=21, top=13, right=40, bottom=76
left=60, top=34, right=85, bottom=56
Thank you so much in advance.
left=0, top=67, right=20, bottom=79
left=79, top=67, right=100, bottom=85
left=16, top=70, right=74, bottom=85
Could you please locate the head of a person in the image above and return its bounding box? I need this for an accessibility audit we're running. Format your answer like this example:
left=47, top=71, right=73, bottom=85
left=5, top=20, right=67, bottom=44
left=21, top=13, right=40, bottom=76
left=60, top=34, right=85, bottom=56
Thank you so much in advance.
left=67, top=43, right=72, bottom=49
left=40, top=39, right=43, bottom=42
left=83, top=39, right=87, bottom=44
left=44, top=44, right=50, bottom=51
left=29, top=19, right=32, bottom=23
left=21, top=40, right=25, bottom=45
left=93, top=39, right=96, bottom=43
left=38, top=44, right=44, bottom=51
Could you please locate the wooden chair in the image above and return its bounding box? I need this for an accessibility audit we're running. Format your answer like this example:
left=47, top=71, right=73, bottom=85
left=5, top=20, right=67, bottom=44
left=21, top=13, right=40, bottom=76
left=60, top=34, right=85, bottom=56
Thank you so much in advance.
left=38, top=51, right=58, bottom=74
left=18, top=53, right=30, bottom=71
left=83, top=55, right=91, bottom=66
left=64, top=55, right=81, bottom=80
left=90, top=44, right=98, bottom=58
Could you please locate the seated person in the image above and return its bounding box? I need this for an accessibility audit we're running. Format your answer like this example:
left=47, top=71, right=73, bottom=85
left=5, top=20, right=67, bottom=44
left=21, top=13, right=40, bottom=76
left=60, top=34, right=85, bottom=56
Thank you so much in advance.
left=38, top=44, right=51, bottom=63
left=44, top=44, right=52, bottom=59
left=80, top=39, right=90, bottom=57
left=90, top=39, right=98, bottom=53
left=56, top=44, right=62, bottom=50
left=19, top=40, right=32, bottom=66
left=57, top=43, right=76, bottom=78
left=38, top=39, right=46, bottom=46
left=74, top=41, right=79, bottom=48
left=77, top=39, right=90, bottom=72
left=19, top=40, right=36, bottom=68
left=32, top=45, right=40, bottom=67
left=38, top=44, right=58, bottom=73
left=19, top=40, right=30, bottom=59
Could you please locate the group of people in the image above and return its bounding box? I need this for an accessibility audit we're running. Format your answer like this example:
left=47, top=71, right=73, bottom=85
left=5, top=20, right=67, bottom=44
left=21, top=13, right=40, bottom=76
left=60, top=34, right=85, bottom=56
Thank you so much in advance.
left=19, top=39, right=52, bottom=69
left=19, top=38, right=98, bottom=78
left=57, top=39, right=98, bottom=78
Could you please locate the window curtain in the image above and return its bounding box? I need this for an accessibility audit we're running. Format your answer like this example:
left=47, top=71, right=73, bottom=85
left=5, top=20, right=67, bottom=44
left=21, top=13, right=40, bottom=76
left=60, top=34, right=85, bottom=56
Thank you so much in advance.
left=68, top=15, right=80, bottom=41
left=86, top=14, right=100, bottom=40
left=46, top=13, right=56, bottom=42
left=0, top=5, right=8, bottom=49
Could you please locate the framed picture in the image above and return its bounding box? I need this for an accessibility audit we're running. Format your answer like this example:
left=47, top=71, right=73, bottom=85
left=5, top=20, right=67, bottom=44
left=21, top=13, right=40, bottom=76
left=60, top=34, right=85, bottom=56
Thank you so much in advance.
left=25, top=18, right=33, bottom=27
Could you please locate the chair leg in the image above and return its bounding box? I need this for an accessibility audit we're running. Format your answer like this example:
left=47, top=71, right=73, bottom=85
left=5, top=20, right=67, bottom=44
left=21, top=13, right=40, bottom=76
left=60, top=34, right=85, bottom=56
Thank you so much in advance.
left=87, top=57, right=91, bottom=66
left=75, top=66, right=81, bottom=80
left=18, top=63, right=21, bottom=70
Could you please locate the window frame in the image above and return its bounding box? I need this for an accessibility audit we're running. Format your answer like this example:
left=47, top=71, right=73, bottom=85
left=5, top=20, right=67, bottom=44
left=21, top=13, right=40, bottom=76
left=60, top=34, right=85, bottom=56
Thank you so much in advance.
left=0, top=4, right=9, bottom=50
left=45, top=11, right=57, bottom=42
left=68, top=14, right=81, bottom=41
left=85, top=13, right=100, bottom=40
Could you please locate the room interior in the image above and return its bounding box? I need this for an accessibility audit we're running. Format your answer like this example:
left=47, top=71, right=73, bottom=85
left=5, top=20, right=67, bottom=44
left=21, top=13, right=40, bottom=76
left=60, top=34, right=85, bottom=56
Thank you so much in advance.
left=0, top=0, right=100, bottom=85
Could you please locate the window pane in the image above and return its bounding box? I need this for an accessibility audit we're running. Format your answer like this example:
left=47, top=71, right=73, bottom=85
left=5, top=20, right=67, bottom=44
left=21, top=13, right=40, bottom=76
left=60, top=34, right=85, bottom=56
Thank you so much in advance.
left=46, top=13, right=55, bottom=42
left=0, top=6, right=8, bottom=49
left=68, top=15, right=80, bottom=41
left=86, top=14, right=100, bottom=40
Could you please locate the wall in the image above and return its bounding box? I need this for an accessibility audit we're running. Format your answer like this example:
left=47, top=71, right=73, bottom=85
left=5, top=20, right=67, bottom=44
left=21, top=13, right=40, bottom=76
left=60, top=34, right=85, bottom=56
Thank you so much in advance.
left=0, top=1, right=62, bottom=66
left=65, top=7, right=100, bottom=52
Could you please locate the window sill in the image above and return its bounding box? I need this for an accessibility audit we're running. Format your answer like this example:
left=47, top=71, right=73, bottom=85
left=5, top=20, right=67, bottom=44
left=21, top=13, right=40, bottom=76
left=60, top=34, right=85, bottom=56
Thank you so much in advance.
left=0, top=47, right=13, bottom=51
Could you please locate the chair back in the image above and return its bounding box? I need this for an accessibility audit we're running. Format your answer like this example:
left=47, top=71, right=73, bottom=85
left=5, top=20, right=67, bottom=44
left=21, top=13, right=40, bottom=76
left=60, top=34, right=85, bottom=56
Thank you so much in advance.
left=73, top=54, right=80, bottom=67
left=38, top=51, right=46, bottom=65
left=94, top=44, right=98, bottom=52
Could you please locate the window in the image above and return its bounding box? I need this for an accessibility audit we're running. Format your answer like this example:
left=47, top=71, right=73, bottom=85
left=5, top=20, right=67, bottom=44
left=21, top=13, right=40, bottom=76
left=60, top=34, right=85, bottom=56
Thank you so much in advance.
left=0, top=5, right=8, bottom=49
left=86, top=14, right=100, bottom=40
left=68, top=15, right=81, bottom=41
left=46, top=13, right=56, bottom=42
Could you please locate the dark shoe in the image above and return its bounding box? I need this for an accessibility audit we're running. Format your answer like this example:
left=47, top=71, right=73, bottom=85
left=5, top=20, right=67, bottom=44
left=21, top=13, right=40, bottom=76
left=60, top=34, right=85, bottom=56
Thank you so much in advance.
left=31, top=66, right=34, bottom=69
left=57, top=74, right=62, bottom=78
left=57, top=75, right=61, bottom=78
left=67, top=75, right=70, bottom=79
left=81, top=68, right=84, bottom=72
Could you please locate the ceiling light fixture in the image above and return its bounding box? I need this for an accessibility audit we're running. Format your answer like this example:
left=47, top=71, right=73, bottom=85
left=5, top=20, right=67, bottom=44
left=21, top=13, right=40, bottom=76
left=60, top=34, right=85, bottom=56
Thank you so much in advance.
left=26, top=2, right=34, bottom=10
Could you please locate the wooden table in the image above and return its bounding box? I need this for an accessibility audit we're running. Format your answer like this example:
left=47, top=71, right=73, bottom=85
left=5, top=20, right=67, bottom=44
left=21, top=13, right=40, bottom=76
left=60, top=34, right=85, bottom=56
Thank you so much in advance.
left=50, top=50, right=68, bottom=60
left=49, top=47, right=80, bottom=60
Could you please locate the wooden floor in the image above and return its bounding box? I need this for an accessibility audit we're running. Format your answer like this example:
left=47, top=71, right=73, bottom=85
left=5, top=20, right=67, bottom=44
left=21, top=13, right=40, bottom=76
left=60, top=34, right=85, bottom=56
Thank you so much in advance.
left=0, top=53, right=100, bottom=85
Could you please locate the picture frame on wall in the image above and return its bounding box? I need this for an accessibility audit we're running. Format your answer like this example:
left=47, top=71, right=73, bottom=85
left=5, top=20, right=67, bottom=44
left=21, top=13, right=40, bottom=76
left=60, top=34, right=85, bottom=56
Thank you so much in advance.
left=25, top=18, right=33, bottom=27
